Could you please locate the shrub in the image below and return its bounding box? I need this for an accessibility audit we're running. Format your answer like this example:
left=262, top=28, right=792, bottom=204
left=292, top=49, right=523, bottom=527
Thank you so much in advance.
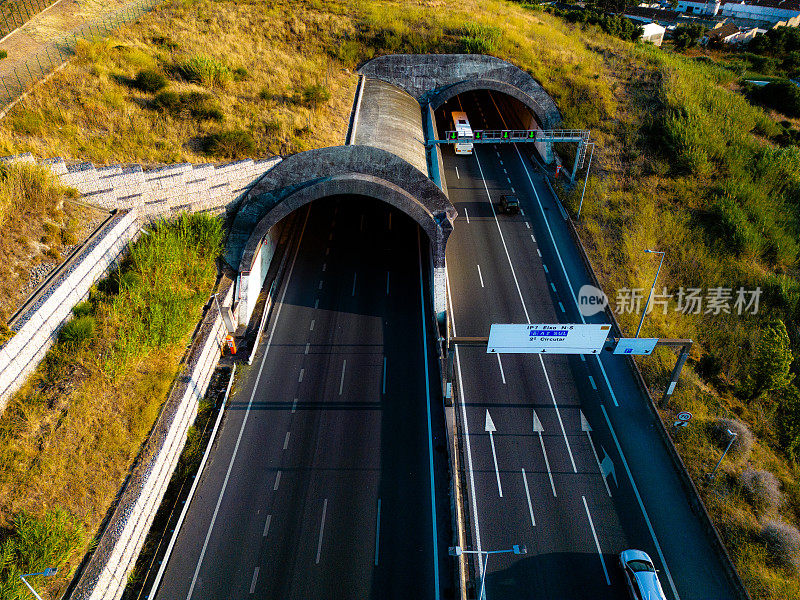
left=744, top=320, right=795, bottom=399
left=299, top=83, right=331, bottom=108
left=740, top=468, right=782, bottom=514
left=759, top=519, right=800, bottom=572
left=177, top=55, right=231, bottom=88
left=152, top=91, right=223, bottom=121
left=200, top=129, right=255, bottom=158
left=0, top=321, right=13, bottom=346
left=131, top=69, right=167, bottom=93
left=752, top=79, right=800, bottom=118
left=58, top=315, right=95, bottom=348
left=0, top=50, right=7, bottom=60
left=72, top=301, right=93, bottom=318
left=232, top=66, right=248, bottom=81
left=710, top=418, right=754, bottom=460
left=460, top=22, right=501, bottom=54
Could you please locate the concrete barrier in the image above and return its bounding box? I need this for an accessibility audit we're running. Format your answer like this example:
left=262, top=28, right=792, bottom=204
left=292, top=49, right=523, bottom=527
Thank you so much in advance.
left=68, top=278, right=235, bottom=600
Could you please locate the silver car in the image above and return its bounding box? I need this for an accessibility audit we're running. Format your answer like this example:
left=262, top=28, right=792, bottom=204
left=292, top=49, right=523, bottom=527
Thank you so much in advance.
left=619, top=549, right=668, bottom=600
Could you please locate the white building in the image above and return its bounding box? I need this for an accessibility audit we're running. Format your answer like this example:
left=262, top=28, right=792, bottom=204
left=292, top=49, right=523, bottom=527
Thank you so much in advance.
left=641, top=22, right=667, bottom=44
left=676, top=0, right=800, bottom=24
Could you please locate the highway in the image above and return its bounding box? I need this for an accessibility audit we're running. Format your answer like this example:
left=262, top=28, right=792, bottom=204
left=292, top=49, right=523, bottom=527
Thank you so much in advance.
left=153, top=198, right=452, bottom=599
left=439, top=90, right=738, bottom=600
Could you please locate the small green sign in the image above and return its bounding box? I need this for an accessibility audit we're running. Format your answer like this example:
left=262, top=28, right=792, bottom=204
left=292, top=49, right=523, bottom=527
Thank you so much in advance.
left=528, top=130, right=536, bottom=139
left=448, top=132, right=456, bottom=140
left=502, top=130, right=510, bottom=139
left=474, top=130, right=483, bottom=140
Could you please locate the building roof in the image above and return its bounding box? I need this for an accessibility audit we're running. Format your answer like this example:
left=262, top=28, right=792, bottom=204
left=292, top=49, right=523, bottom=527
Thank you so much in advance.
left=707, top=21, right=741, bottom=37
left=642, top=22, right=668, bottom=34
left=625, top=6, right=682, bottom=21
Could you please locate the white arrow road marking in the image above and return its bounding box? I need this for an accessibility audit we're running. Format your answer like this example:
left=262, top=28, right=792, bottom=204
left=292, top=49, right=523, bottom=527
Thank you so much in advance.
left=581, top=410, right=612, bottom=497
left=533, top=410, right=556, bottom=497
left=600, top=449, right=618, bottom=489
left=485, top=410, right=503, bottom=497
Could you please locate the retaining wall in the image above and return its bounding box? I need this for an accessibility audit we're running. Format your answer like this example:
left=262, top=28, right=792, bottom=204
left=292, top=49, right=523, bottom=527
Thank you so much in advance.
left=0, top=209, right=139, bottom=411
left=69, top=278, right=234, bottom=600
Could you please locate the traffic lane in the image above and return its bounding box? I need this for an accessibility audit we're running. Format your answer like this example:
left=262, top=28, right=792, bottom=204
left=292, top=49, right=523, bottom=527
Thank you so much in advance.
left=500, top=139, right=735, bottom=598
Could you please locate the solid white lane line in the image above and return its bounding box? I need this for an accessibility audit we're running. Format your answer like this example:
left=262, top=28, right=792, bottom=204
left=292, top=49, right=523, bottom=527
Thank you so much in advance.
left=292, top=398, right=298, bottom=413
left=305, top=343, right=310, bottom=355
left=496, top=353, right=506, bottom=384
left=183, top=207, right=312, bottom=597
left=477, top=264, right=485, bottom=288
left=298, top=369, right=304, bottom=383
left=382, top=356, right=387, bottom=394
left=456, top=166, right=460, bottom=179
left=315, top=499, right=328, bottom=565
left=386, top=271, right=390, bottom=295
left=601, top=404, right=679, bottom=599
left=339, top=360, right=346, bottom=395
left=318, top=280, right=323, bottom=290
left=486, top=412, right=503, bottom=498
left=273, top=470, right=281, bottom=491
left=473, top=151, right=531, bottom=323
left=314, top=299, right=319, bottom=309
left=310, top=319, right=315, bottom=331
left=464, top=207, right=470, bottom=223
left=352, top=272, right=357, bottom=296
left=322, top=263, right=326, bottom=272
left=589, top=375, right=597, bottom=390
left=543, top=264, right=549, bottom=274
left=538, top=354, right=577, bottom=473
left=488, top=90, right=619, bottom=408
left=521, top=468, right=536, bottom=527
left=417, top=230, right=440, bottom=597
left=374, top=498, right=382, bottom=566
left=250, top=567, right=259, bottom=594
left=447, top=268, right=483, bottom=562
left=283, top=431, right=290, bottom=450
left=262, top=514, right=272, bottom=537
left=583, top=496, right=611, bottom=585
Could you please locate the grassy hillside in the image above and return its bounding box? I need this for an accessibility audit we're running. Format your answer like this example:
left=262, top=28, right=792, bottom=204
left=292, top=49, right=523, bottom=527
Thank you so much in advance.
left=0, top=0, right=797, bottom=597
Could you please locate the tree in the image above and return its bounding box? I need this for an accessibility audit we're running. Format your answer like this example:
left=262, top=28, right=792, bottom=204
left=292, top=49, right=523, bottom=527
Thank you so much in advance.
left=753, top=79, right=800, bottom=118
left=746, top=319, right=795, bottom=398
left=673, top=24, right=706, bottom=52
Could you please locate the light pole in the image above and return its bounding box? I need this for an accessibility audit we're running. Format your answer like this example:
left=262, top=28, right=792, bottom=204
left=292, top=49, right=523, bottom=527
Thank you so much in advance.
left=577, top=142, right=595, bottom=220
left=449, top=544, right=527, bottom=600
left=635, top=249, right=665, bottom=338
left=19, top=567, right=57, bottom=600
left=707, top=429, right=738, bottom=481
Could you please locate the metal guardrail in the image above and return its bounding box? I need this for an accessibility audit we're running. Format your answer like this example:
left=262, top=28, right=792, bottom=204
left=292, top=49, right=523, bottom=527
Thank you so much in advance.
left=431, top=129, right=589, bottom=145
left=0, top=0, right=162, bottom=110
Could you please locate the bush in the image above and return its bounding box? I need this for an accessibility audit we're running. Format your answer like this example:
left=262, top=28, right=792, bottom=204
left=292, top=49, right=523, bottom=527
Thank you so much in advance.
left=0, top=50, right=7, bottom=60
left=232, top=66, right=248, bottom=81
left=72, top=301, right=93, bottom=318
left=710, top=418, right=754, bottom=460
left=299, top=83, right=331, bottom=108
left=152, top=91, right=223, bottom=121
left=752, top=79, right=800, bottom=117
left=759, top=519, right=800, bottom=572
left=460, top=22, right=501, bottom=54
left=740, top=468, right=782, bottom=514
left=58, top=315, right=95, bottom=348
left=200, top=129, right=255, bottom=158
left=745, top=320, right=795, bottom=399
left=177, top=55, right=231, bottom=88
left=131, top=69, right=167, bottom=93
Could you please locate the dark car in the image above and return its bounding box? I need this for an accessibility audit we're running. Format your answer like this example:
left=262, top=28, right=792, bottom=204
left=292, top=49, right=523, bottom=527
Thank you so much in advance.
left=499, top=194, right=520, bottom=214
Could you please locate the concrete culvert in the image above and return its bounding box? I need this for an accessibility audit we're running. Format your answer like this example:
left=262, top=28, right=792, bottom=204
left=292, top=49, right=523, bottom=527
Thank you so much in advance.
left=759, top=518, right=800, bottom=572
left=740, top=468, right=782, bottom=514
left=710, top=417, right=753, bottom=460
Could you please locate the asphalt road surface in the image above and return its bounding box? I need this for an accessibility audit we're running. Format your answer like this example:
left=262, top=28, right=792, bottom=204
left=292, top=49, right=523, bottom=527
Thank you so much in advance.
left=439, top=90, right=739, bottom=600
left=153, top=198, right=451, bottom=599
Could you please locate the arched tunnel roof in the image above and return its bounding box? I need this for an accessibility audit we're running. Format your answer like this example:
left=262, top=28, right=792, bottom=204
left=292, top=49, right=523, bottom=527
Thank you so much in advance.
left=358, top=54, right=562, bottom=130
left=225, top=145, right=456, bottom=272
left=352, top=78, right=428, bottom=176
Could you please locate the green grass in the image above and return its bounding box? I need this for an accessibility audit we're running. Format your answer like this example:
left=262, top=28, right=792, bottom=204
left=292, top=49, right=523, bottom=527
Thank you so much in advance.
left=0, top=213, right=222, bottom=597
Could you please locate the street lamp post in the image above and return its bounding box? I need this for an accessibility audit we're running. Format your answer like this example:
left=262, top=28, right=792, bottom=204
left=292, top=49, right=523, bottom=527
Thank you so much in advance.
left=635, top=249, right=665, bottom=338
left=19, top=567, right=58, bottom=600
left=449, top=544, right=527, bottom=600
left=707, top=429, right=738, bottom=481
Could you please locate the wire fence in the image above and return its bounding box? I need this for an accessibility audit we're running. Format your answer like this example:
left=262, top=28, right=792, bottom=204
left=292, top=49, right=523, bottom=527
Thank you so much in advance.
left=0, top=0, right=58, bottom=40
left=0, top=0, right=162, bottom=109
